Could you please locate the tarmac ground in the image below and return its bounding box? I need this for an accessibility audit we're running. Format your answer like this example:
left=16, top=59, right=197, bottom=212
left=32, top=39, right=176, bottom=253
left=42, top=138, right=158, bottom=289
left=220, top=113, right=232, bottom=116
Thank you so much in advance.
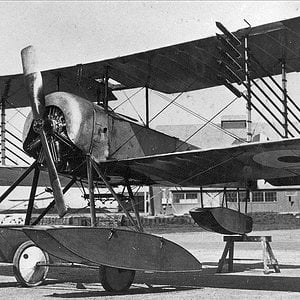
left=0, top=228, right=300, bottom=299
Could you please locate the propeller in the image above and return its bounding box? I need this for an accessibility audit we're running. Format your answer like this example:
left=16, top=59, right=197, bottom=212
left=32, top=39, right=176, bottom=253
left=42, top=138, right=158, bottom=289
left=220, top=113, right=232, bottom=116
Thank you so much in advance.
left=21, top=45, right=67, bottom=217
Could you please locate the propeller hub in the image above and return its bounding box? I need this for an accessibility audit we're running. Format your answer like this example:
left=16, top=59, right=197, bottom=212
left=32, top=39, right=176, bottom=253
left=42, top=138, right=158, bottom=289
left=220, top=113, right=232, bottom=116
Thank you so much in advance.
left=32, top=119, right=44, bottom=133
left=21, top=45, right=67, bottom=217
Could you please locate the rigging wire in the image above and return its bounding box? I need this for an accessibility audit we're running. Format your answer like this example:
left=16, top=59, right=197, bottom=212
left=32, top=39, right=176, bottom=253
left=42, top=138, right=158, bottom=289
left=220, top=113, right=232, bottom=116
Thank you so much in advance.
left=123, top=90, right=145, bottom=126
left=154, top=91, right=245, bottom=145
left=109, top=88, right=188, bottom=157
left=5, top=123, right=23, bottom=137
left=112, top=88, right=144, bottom=111
left=121, top=147, right=247, bottom=216
left=149, top=91, right=186, bottom=123
left=143, top=149, right=245, bottom=210
left=74, top=183, right=137, bottom=231
left=176, top=95, right=242, bottom=149
left=250, top=80, right=269, bottom=139
left=8, top=109, right=26, bottom=123
left=110, top=76, right=257, bottom=157
left=1, top=67, right=284, bottom=222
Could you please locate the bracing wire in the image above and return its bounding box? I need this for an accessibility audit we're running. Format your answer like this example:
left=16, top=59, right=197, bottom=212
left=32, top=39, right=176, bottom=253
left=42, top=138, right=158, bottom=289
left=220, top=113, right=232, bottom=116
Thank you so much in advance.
left=113, top=88, right=144, bottom=111
left=153, top=90, right=245, bottom=146
left=123, top=90, right=145, bottom=126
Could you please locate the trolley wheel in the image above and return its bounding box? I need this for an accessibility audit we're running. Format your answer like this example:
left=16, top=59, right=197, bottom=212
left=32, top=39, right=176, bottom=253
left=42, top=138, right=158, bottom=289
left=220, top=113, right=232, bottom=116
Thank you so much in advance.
left=13, top=240, right=49, bottom=287
left=100, top=266, right=135, bottom=292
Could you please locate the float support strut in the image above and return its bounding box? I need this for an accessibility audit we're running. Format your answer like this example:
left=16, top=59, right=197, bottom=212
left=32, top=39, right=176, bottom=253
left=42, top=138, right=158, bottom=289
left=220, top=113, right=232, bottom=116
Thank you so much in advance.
left=25, top=166, right=40, bottom=225
left=0, top=161, right=38, bottom=204
left=90, top=160, right=140, bottom=231
left=32, top=177, right=77, bottom=225
left=126, top=182, right=143, bottom=232
left=87, top=155, right=97, bottom=227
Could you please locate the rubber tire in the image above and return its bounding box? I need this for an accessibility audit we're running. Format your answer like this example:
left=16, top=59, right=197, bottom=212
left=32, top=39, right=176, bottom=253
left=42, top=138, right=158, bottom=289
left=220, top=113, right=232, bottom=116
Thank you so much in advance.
left=13, top=240, right=49, bottom=287
left=100, top=266, right=135, bottom=292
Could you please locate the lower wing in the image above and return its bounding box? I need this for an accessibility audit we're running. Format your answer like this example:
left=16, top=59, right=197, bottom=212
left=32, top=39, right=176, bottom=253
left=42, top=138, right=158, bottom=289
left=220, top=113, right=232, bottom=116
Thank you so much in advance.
left=102, top=137, right=300, bottom=187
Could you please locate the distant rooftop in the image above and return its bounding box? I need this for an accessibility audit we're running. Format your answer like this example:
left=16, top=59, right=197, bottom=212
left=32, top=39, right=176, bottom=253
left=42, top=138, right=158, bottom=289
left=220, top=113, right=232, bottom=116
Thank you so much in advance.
left=221, top=115, right=246, bottom=121
left=156, top=115, right=293, bottom=149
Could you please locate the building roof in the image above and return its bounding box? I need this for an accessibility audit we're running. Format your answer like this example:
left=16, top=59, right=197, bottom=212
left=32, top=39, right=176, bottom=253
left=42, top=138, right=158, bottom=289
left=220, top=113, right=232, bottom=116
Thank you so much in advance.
left=156, top=118, right=293, bottom=149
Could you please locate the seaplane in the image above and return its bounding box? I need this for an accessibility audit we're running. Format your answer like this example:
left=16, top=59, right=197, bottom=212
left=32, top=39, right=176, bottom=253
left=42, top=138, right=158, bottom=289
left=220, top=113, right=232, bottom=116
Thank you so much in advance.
left=1, top=16, right=300, bottom=292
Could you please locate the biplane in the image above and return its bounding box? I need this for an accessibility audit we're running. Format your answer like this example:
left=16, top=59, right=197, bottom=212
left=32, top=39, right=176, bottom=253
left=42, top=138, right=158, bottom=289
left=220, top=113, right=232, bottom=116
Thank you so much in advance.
left=1, top=16, right=300, bottom=292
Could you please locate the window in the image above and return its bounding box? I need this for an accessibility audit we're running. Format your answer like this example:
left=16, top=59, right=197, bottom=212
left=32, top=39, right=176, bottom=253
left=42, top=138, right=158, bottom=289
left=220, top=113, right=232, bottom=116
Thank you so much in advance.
left=221, top=120, right=246, bottom=129
left=239, top=191, right=247, bottom=202
left=186, top=193, right=198, bottom=200
left=185, top=192, right=198, bottom=204
left=252, top=191, right=263, bottom=202
left=226, top=191, right=237, bottom=202
left=265, top=191, right=277, bottom=202
left=172, top=193, right=185, bottom=204
left=172, top=192, right=198, bottom=204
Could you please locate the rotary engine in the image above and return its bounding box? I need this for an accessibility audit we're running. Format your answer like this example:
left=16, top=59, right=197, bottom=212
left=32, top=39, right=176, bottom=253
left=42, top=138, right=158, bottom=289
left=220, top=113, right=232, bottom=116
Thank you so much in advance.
left=23, top=104, right=84, bottom=174
left=23, top=91, right=110, bottom=174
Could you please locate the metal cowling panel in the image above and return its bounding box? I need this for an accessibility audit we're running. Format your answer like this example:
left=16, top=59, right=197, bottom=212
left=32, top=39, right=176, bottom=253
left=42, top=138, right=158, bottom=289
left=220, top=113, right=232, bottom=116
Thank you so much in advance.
left=45, top=91, right=94, bottom=155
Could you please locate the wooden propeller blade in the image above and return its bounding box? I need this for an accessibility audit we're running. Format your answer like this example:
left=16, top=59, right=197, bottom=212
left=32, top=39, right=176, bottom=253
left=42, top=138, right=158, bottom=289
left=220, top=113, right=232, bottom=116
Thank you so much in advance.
left=21, top=46, right=67, bottom=217
left=21, top=46, right=45, bottom=119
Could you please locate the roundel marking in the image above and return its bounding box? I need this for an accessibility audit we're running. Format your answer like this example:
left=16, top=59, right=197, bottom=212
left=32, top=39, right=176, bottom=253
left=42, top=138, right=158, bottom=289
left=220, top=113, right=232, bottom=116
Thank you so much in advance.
left=252, top=149, right=300, bottom=169
left=277, top=156, right=300, bottom=163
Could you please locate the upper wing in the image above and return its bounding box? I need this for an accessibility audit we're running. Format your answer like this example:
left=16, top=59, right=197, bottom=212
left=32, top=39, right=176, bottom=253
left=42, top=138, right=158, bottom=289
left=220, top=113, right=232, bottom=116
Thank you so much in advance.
left=0, top=71, right=117, bottom=109
left=2, top=16, right=300, bottom=108
left=87, top=16, right=300, bottom=94
left=102, top=138, right=300, bottom=187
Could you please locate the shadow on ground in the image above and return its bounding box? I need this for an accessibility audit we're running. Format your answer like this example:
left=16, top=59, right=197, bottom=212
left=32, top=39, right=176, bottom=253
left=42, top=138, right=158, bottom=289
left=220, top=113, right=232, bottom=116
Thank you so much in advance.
left=1, top=262, right=300, bottom=298
left=47, top=285, right=200, bottom=298
left=204, top=261, right=300, bottom=271
left=134, top=264, right=300, bottom=293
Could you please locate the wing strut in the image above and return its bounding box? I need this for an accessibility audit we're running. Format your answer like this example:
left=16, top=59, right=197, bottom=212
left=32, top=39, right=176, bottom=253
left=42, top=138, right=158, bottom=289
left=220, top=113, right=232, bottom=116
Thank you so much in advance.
left=89, top=159, right=142, bottom=232
left=216, top=21, right=300, bottom=139
left=145, top=87, right=149, bottom=128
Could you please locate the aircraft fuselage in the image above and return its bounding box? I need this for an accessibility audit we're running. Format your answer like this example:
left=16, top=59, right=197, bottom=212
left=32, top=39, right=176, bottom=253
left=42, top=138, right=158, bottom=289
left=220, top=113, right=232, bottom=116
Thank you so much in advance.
left=23, top=92, right=196, bottom=181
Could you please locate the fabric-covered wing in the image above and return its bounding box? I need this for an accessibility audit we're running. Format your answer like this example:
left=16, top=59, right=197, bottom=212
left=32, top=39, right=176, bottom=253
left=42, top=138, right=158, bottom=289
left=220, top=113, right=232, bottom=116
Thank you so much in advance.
left=87, top=16, right=300, bottom=94
left=0, top=166, right=71, bottom=187
left=1, top=16, right=300, bottom=108
left=0, top=71, right=117, bottom=109
left=102, top=138, right=300, bottom=187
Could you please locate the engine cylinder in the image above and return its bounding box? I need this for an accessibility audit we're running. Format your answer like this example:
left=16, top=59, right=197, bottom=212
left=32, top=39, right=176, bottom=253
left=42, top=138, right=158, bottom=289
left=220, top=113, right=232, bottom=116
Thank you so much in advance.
left=23, top=91, right=109, bottom=164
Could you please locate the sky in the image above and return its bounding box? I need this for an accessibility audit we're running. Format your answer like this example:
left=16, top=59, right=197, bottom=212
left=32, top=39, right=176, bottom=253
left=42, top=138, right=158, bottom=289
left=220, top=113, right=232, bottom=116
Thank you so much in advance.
left=1, top=1, right=300, bottom=210
left=1, top=1, right=300, bottom=128
left=1, top=1, right=299, bottom=74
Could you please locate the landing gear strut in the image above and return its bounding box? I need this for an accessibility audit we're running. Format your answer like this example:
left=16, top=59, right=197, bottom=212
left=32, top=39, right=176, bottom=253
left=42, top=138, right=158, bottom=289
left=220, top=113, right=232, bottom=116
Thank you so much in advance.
left=86, top=158, right=143, bottom=292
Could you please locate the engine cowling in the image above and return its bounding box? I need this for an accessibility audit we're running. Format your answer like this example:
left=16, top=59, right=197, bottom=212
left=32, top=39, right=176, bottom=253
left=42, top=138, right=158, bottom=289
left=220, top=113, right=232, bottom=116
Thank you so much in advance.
left=23, top=91, right=109, bottom=172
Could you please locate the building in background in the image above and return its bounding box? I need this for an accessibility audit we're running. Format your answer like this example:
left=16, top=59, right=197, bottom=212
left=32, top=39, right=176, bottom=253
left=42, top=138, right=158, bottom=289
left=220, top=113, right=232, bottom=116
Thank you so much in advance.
left=1, top=115, right=299, bottom=217
left=151, top=116, right=300, bottom=216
